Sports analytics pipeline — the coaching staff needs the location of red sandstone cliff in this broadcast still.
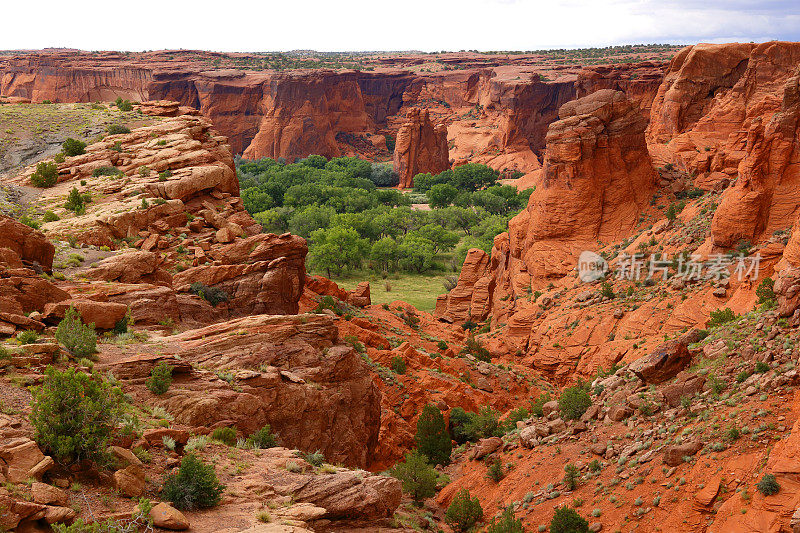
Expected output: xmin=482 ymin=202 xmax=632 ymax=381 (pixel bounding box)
xmin=392 ymin=107 xmax=449 ymax=188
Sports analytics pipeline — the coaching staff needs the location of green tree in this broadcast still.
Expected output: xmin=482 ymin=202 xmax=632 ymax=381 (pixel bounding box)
xmin=550 ymin=506 xmax=588 ymax=533
xmin=55 ymin=306 xmax=97 ymax=358
xmin=559 ymin=381 xmax=592 ymax=420
xmin=370 ymin=236 xmax=399 ymax=273
xmin=62 ymin=138 xmax=87 ymax=157
xmin=30 ymin=366 xmax=122 ymax=464
xmin=30 ymin=161 xmax=59 ymax=188
xmin=162 ymin=454 xmax=225 ymax=510
xmin=64 ymin=187 xmax=86 ymax=215
xmin=398 ymin=235 xmax=436 ymax=273
xmin=146 ymin=362 xmax=173 ymax=395
xmin=427 ymin=183 xmax=459 ymax=208
xmin=445 ymin=489 xmax=484 ymax=533
xmin=390 ymin=450 xmax=437 ymax=504
xmin=413 ymin=224 xmax=460 ymax=254
xmin=308 ymin=226 xmax=367 ymax=277
xmin=415 ymin=404 xmax=452 ymax=465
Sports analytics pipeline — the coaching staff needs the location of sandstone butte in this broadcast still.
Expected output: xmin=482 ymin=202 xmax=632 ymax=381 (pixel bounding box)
xmin=4 ymin=42 xmax=800 ymax=533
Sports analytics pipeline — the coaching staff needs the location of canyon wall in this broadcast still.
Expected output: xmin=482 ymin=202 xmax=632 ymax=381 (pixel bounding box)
xmin=0 ymin=51 xmax=668 ymax=173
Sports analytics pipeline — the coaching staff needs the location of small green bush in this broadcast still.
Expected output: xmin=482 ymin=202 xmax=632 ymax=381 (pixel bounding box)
xmin=43 ymin=210 xmax=60 ymax=222
xmin=599 ymin=281 xmax=615 ymax=299
xmin=211 ymin=426 xmax=237 ymax=446
xmin=755 ymin=361 xmax=770 ymax=374
xmin=550 ymin=506 xmax=589 ymax=533
xmin=64 ymin=187 xmax=86 ymax=215
xmin=189 ymin=282 xmax=230 ymax=307
xmin=531 ymin=392 xmax=552 ymax=417
xmin=487 ymin=458 xmax=505 ymax=482
xmin=107 ymin=124 xmax=131 ymax=135
xmin=146 ymin=362 xmax=173 ymax=395
xmin=391 ymin=449 xmax=437 ymax=504
xmin=485 ymin=506 xmax=525 ymax=533
xmin=92 ymin=166 xmax=122 ymax=177
xmin=445 ymin=489 xmax=483 ymax=533
xmin=16 ymin=329 xmax=39 ymax=345
xmin=563 ymin=463 xmax=580 ymax=490
xmin=559 ymin=381 xmax=592 ymax=420
xmin=757 ymin=473 xmax=780 ymax=496
xmin=30 ymin=366 xmax=122 ymax=463
xmin=460 ymin=335 xmax=491 ymax=362
xmin=300 ymin=450 xmax=325 ymax=467
xmin=708 ymin=308 xmax=737 ymax=328
xmin=62 ymin=138 xmax=86 ymax=156
xmin=247 ymin=425 xmax=278 ymax=448
xmin=161 ymin=453 xmax=225 ymax=510
xmin=756 ymin=277 xmax=776 ymax=305
xmin=390 ymin=356 xmax=407 ymax=374
xmin=30 ymin=161 xmax=59 ymax=187
xmin=55 ymin=306 xmax=97 ymax=358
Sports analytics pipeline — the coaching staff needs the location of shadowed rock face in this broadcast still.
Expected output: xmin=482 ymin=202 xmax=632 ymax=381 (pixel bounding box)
xmin=393 ymin=107 xmax=449 ymax=188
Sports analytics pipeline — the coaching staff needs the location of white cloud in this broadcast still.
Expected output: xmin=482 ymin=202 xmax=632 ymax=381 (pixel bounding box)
xmin=1 ymin=0 xmax=798 ymax=52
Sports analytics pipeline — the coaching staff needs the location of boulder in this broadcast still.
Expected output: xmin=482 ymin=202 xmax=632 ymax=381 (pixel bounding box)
xmin=149 ymin=502 xmax=190 ymax=530
xmin=0 ymin=215 xmax=55 ymax=271
xmin=471 ymin=437 xmax=503 ymax=460
xmin=663 ymin=441 xmax=703 ymax=466
xmin=629 ymin=330 xmax=701 ymax=384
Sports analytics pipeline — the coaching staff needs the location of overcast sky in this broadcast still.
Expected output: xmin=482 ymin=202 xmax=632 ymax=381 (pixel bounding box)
xmin=3 ymin=0 xmax=800 ymax=52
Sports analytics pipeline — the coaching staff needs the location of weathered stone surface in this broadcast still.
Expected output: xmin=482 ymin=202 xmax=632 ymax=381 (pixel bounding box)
xmin=149 ymin=502 xmax=189 ymax=530
xmin=393 ymin=107 xmax=449 ymax=189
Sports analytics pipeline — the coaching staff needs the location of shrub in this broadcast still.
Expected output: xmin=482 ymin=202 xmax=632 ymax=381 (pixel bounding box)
xmin=189 ymin=282 xmax=230 ymax=307
xmin=247 ymin=425 xmax=278 ymax=448
xmin=486 ymin=506 xmax=525 ymax=533
xmin=599 ymin=281 xmax=615 ymax=299
xmin=162 ymin=453 xmax=225 ymax=510
xmin=30 ymin=161 xmax=59 ymax=187
xmin=211 ymin=427 xmax=237 ymax=446
xmin=550 ymin=506 xmax=589 ymax=533
xmin=92 ymin=166 xmax=122 ymax=177
xmin=390 ymin=356 xmax=407 ymax=374
xmin=16 ymin=329 xmax=39 ymax=345
xmin=531 ymin=392 xmax=552 ymax=417
xmin=708 ymin=308 xmax=737 ymax=328
xmin=487 ymin=458 xmax=505 ymax=482
xmin=391 ymin=450 xmax=437 ymax=504
xmin=146 ymin=362 xmax=173 ymax=395
xmin=64 ymin=187 xmax=86 ymax=215
xmin=30 ymin=366 xmax=122 ymax=463
xmin=563 ymin=463 xmax=580 ymax=490
xmin=55 ymin=307 xmax=97 ymax=358
xmin=559 ymin=381 xmax=592 ymax=420
xmin=107 ymin=124 xmax=131 ymax=135
xmin=755 ymin=361 xmax=770 ymax=374
xmin=43 ymin=210 xmax=60 ymax=222
xmin=300 ymin=450 xmax=325 ymax=467
xmin=460 ymin=335 xmax=491 ymax=362
xmin=757 ymin=473 xmax=780 ymax=496
xmin=445 ymin=489 xmax=483 ymax=533
xmin=757 ymin=277 xmax=776 ymax=305
xmin=62 ymin=138 xmax=86 ymax=156
xmin=415 ymin=404 xmax=452 ymax=466
xmin=588 ymin=459 xmax=601 ymax=472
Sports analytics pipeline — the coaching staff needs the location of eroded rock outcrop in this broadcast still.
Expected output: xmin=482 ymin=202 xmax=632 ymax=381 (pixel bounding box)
xmin=393 ymin=107 xmax=449 ymax=188
xmin=711 ymin=66 xmax=800 ymax=248
xmin=100 ymin=314 xmax=381 ymax=468
xmin=438 ymin=90 xmax=656 ymax=323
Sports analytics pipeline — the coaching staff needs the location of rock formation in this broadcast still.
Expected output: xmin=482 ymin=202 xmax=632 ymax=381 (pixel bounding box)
xmin=438 ymin=89 xmax=656 ymax=323
xmin=392 ymin=107 xmax=449 ymax=188
xmin=711 ymin=66 xmax=800 ymax=248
